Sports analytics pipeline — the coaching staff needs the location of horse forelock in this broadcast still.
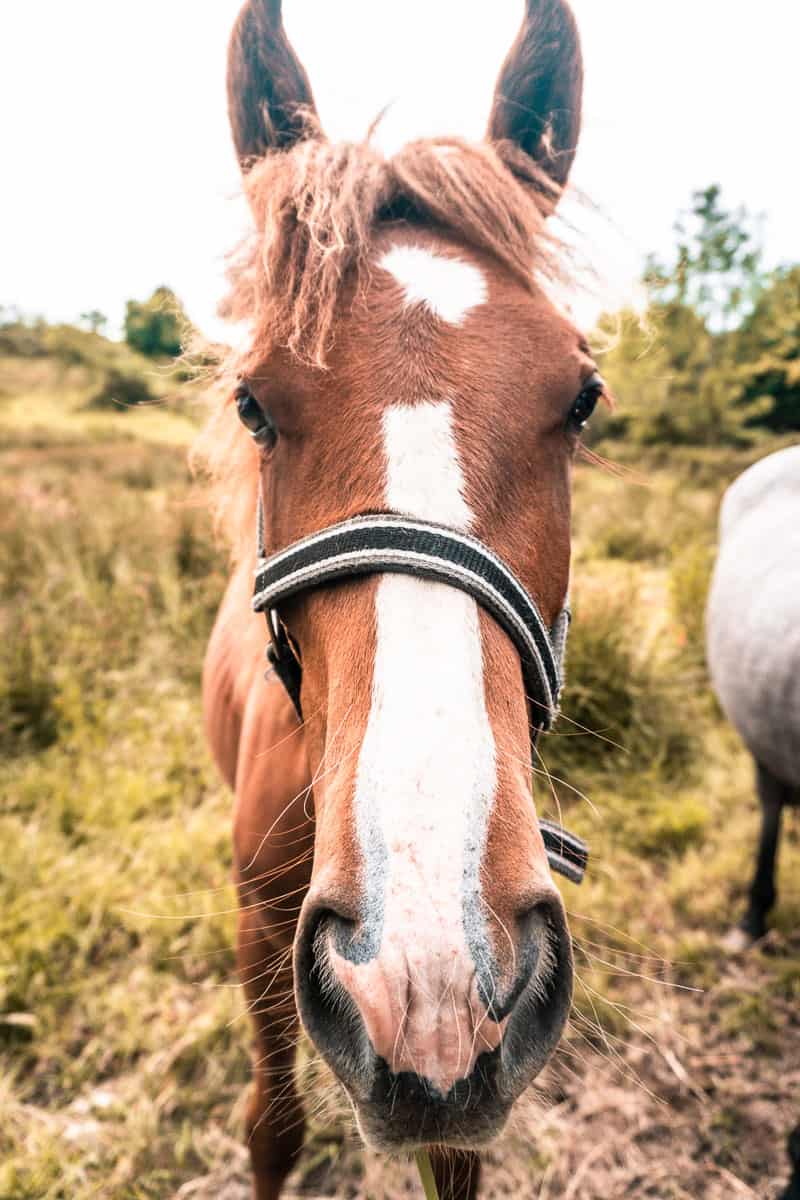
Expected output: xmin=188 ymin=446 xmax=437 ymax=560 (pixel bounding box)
xmin=227 ymin=135 xmax=564 ymax=364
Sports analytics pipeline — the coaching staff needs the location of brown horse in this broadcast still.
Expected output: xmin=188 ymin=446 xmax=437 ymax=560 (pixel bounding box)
xmin=200 ymin=2 xmax=605 ymax=1196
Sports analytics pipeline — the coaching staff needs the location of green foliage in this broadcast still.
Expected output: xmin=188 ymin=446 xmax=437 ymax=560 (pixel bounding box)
xmin=0 ymin=312 xmax=49 ymax=360
xmin=0 ymin=315 xmax=114 ymax=367
xmin=733 ymin=265 xmax=800 ymax=430
xmin=594 ymin=185 xmax=798 ymax=446
xmin=124 ymin=286 xmax=189 ymax=359
xmin=626 ymin=790 xmax=710 ymax=858
xmin=597 ymin=303 xmax=769 ymax=448
xmin=645 ymin=183 xmax=764 ymax=331
xmin=0 ymin=626 xmax=59 ymax=755
xmin=0 ymin=315 xmax=195 ymax=421
xmin=79 ymin=309 xmax=107 ymax=335
xmin=670 ymin=537 xmax=715 ymax=667
xmin=545 ymin=580 xmax=696 ymax=782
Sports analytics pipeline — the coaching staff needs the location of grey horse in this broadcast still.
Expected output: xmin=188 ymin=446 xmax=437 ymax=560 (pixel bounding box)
xmin=706 ymin=444 xmax=799 ymax=944
xmin=706 ymin=445 xmax=799 ymax=1200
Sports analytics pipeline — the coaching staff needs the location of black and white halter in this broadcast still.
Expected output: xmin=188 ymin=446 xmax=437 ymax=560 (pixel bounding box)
xmin=252 ymin=499 xmax=588 ymax=885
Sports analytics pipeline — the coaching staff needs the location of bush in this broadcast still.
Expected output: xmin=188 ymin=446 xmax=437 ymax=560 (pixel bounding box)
xmin=124 ymin=287 xmax=188 ymax=359
xmin=0 ymin=318 xmax=49 ymax=359
xmin=545 ymin=582 xmax=697 ymax=781
xmin=0 ymin=627 xmax=59 ymax=755
xmin=623 ymin=789 xmax=709 ymax=858
xmin=43 ymin=323 xmax=101 ymax=367
xmin=88 ymin=365 xmax=155 ymax=410
xmin=591 ymin=514 xmax=669 ymax=564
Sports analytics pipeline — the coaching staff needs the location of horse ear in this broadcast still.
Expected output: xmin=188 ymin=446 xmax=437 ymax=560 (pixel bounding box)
xmin=227 ymin=0 xmax=320 ymax=170
xmin=487 ymin=0 xmax=583 ymax=206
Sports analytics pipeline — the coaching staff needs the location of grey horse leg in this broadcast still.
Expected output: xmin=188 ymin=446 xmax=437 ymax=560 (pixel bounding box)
xmin=740 ymin=761 xmax=788 ymax=941
xmin=780 ymin=1124 xmax=800 ymax=1200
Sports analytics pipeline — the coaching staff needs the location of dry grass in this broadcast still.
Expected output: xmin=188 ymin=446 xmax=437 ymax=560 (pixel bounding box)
xmin=1 ymin=354 xmax=798 ymax=1199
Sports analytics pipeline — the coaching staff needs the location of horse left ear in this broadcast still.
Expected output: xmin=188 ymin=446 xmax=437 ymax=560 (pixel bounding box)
xmin=227 ymin=0 xmax=320 ymax=171
xmin=486 ymin=0 xmax=583 ymax=208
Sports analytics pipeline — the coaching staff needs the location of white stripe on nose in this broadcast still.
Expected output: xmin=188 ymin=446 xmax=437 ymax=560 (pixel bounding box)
xmin=337 ymin=400 xmax=501 ymax=1094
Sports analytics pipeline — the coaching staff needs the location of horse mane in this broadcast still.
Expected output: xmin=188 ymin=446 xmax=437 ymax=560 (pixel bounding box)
xmin=193 ymin=133 xmax=570 ymax=563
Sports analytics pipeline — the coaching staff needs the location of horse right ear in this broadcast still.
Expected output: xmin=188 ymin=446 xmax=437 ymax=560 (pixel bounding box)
xmin=486 ymin=0 xmax=583 ymax=211
xmin=227 ymin=0 xmax=320 ymax=171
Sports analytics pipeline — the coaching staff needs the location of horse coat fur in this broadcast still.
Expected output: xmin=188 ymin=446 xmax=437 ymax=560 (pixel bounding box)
xmin=706 ymin=445 xmax=800 ymax=789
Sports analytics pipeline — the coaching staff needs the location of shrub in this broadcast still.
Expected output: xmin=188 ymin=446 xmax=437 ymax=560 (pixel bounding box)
xmin=88 ymin=366 xmax=155 ymax=410
xmin=624 ymin=789 xmax=709 ymax=858
xmin=124 ymin=287 xmax=189 ymax=359
xmin=545 ymin=582 xmax=697 ymax=781
xmin=0 ymin=627 xmax=59 ymax=755
xmin=0 ymin=318 xmax=49 ymax=359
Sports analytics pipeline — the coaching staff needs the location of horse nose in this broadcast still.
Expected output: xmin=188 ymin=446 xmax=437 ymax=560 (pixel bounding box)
xmin=325 ymin=925 xmax=507 ymax=1097
xmin=294 ymin=883 xmax=572 ymax=1131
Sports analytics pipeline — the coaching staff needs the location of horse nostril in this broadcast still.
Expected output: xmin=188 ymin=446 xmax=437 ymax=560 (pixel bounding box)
xmin=299 ymin=905 xmax=352 ymax=996
xmin=518 ymin=897 xmax=560 ymax=965
xmin=294 ymin=903 xmax=374 ymax=1092
xmin=474 ymin=893 xmax=563 ymax=1022
xmin=519 ymin=897 xmax=562 ymax=993
xmin=490 ymin=891 xmax=573 ymax=1100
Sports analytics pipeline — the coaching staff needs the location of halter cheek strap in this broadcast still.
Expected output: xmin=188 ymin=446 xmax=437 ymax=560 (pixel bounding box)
xmin=252 ymin=503 xmax=588 ymax=884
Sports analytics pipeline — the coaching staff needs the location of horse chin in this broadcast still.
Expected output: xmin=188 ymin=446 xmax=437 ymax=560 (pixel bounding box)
xmin=344 ymin=1090 xmax=514 ymax=1155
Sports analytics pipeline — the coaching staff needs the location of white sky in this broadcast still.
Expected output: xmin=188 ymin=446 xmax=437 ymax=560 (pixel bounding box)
xmin=2 ymin=1 xmax=798 ymax=339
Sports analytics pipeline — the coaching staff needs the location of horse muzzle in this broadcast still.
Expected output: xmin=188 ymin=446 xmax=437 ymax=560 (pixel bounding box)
xmin=293 ymin=882 xmax=573 ymax=1150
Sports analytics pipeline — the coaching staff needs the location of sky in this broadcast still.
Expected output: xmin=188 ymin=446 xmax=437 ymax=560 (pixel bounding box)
xmin=2 ymin=1 xmax=799 ymax=340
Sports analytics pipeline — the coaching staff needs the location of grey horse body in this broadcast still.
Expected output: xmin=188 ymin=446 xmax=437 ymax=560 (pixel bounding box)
xmin=707 ymin=445 xmax=800 ymax=790
xmin=707 ymin=447 xmax=800 ymax=1194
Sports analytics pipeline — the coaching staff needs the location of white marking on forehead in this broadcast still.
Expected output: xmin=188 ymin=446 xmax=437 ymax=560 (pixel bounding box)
xmin=341 ymin=400 xmax=499 ymax=1094
xmin=379 ymin=244 xmax=487 ymax=325
xmin=383 ymin=401 xmax=473 ymax=531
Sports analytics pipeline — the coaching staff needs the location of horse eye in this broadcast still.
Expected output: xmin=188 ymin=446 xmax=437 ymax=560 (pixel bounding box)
xmin=569 ymin=371 xmax=604 ymax=430
xmin=234 ymin=383 xmax=278 ymax=449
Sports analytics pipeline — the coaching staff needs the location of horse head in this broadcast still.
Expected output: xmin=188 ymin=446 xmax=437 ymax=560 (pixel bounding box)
xmin=220 ymin=0 xmax=603 ymax=1151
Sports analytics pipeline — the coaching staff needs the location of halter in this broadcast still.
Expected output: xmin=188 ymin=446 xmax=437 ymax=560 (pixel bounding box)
xmin=252 ymin=498 xmax=588 ymax=885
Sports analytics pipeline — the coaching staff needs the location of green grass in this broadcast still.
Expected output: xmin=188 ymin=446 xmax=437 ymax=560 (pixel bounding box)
xmin=0 ymin=366 xmax=246 ymax=1197
xmin=1 ymin=350 xmax=799 ymax=1198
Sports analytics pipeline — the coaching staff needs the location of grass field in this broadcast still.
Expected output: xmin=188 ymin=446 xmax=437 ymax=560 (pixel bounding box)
xmin=1 ymin=351 xmax=798 ymax=1199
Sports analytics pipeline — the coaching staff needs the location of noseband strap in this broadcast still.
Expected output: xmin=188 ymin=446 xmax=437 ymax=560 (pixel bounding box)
xmin=254 ymin=513 xmax=569 ymax=731
xmin=252 ymin=506 xmax=587 ymax=884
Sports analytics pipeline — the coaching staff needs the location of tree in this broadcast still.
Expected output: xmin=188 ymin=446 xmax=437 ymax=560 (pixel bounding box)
xmin=124 ymin=286 xmax=188 ymax=358
xmin=733 ymin=266 xmax=800 ymax=432
xmin=594 ymin=186 xmax=791 ymax=448
xmin=645 ymin=184 xmax=766 ymax=332
xmin=79 ymin=310 xmax=107 ymax=335
xmin=594 ymin=303 xmax=763 ymax=448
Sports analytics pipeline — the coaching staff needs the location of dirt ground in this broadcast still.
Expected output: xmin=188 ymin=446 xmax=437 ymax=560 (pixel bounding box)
xmin=176 ymin=929 xmax=800 ymax=1200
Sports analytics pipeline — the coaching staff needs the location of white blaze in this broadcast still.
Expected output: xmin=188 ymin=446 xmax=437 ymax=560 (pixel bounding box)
xmin=379 ymin=245 xmax=488 ymax=325
xmin=347 ymin=400 xmax=499 ymax=1093
xmin=383 ymin=401 xmax=474 ymax=529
